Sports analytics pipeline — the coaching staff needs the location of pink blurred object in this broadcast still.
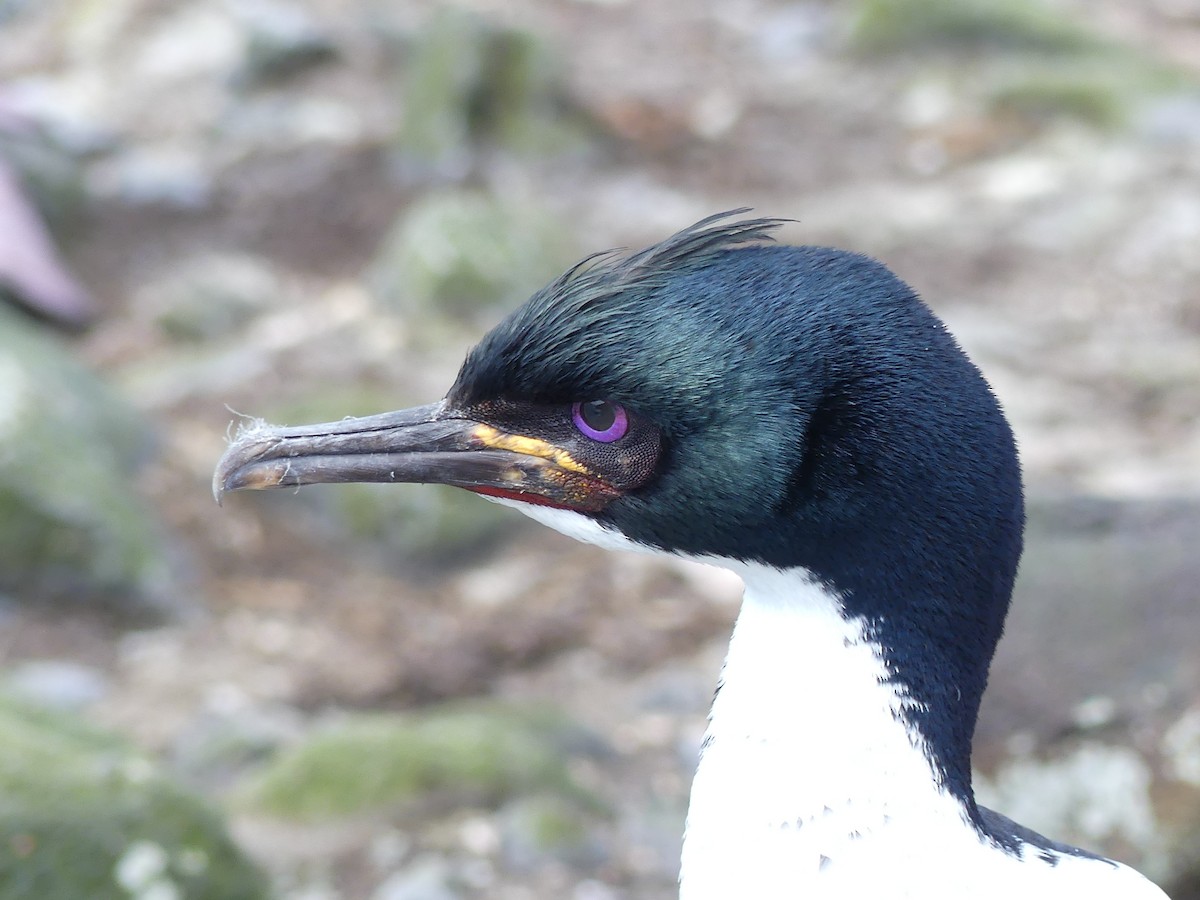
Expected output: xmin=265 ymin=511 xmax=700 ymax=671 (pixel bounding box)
xmin=0 ymin=155 xmax=96 ymax=328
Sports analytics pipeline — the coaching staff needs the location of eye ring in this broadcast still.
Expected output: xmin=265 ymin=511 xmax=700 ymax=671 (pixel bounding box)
xmin=572 ymin=401 xmax=628 ymax=443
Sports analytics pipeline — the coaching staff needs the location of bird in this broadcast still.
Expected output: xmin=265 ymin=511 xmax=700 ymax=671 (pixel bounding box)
xmin=214 ymin=211 xmax=1170 ymax=899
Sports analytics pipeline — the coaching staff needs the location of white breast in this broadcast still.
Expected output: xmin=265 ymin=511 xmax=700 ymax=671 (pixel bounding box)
xmin=480 ymin=500 xmax=1168 ymax=899
xmin=678 ymin=565 xmax=1169 ymax=900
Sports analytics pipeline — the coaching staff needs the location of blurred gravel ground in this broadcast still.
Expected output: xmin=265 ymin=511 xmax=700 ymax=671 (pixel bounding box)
xmin=1 ymin=1 xmax=1199 ymax=898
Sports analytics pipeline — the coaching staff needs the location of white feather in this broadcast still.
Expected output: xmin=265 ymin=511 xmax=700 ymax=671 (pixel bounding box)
xmin=489 ymin=501 xmax=1170 ymax=899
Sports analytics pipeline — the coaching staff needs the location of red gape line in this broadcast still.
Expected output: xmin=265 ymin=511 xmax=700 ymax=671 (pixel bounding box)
xmin=465 ymin=485 xmax=574 ymax=509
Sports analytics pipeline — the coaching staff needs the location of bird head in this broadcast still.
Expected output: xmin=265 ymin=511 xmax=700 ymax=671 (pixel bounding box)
xmin=216 ymin=210 xmax=1022 ymax=618
xmin=214 ymin=214 xmax=800 ymax=546
xmin=215 ymin=210 xmax=1026 ymax=804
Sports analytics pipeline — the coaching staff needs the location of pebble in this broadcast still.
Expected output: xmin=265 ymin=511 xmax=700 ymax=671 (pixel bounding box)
xmin=1136 ymin=93 xmax=1200 ymax=145
xmin=88 ymin=143 xmax=213 ymax=208
xmin=4 ymin=659 xmax=109 ymax=710
xmin=372 ymin=855 xmax=460 ymax=900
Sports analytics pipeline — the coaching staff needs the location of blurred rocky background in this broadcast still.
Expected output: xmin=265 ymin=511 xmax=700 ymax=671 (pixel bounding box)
xmin=1 ymin=0 xmax=1199 ymax=897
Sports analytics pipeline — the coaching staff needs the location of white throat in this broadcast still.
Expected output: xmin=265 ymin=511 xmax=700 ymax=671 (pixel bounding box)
xmin=679 ymin=564 xmax=967 ymax=898
xmin=487 ymin=503 xmax=1169 ymax=899
xmin=678 ymin=565 xmax=1169 ymax=900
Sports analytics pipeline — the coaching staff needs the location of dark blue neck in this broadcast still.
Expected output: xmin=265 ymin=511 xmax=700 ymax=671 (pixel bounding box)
xmin=568 ymin=244 xmax=1028 ymax=805
xmin=758 ymin=371 xmax=1024 ymax=811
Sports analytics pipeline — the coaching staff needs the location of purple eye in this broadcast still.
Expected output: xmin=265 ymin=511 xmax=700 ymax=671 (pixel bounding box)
xmin=572 ymin=400 xmax=628 ymax=442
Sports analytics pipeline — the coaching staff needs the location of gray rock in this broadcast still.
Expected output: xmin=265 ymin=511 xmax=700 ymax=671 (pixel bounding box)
xmin=368 ymin=190 xmax=574 ymax=326
xmin=0 ymin=1 xmax=30 ymax=26
xmin=392 ymin=9 xmax=590 ymax=179
xmin=137 ymin=252 xmax=278 ymax=344
xmin=0 ymin=111 xmax=89 ymax=238
xmin=850 ymin=0 xmax=1111 ymax=55
xmin=499 ymin=793 xmax=609 ymax=872
xmin=571 ymin=881 xmax=625 ymax=900
xmin=322 ymin=482 xmax=517 ymax=567
xmin=0 ymin=305 xmax=177 ymax=616
xmin=977 ymin=496 xmax=1200 ymax=889
xmin=617 ymin=799 xmax=688 ymax=883
xmin=0 ymin=696 xmax=269 ymax=899
xmin=983 ymin=497 xmax=1200 ymax=742
xmin=636 ymin=666 xmax=712 ymax=715
xmin=1136 ymin=93 xmax=1200 ymax=145
xmin=3 ymin=659 xmax=109 ymax=711
xmin=233 ymin=1 xmax=339 ymax=87
xmin=88 ymin=142 xmax=213 ymax=209
xmin=372 ymin=855 xmax=460 ymax=900
xmin=170 ymin=705 xmax=302 ymax=791
xmin=255 ymin=386 xmax=520 ymax=565
xmin=0 ymin=152 xmax=94 ymax=327
xmin=238 ymin=702 xmax=604 ymax=821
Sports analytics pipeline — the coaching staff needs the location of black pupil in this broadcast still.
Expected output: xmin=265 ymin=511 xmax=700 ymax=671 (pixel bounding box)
xmin=581 ymin=400 xmax=616 ymax=433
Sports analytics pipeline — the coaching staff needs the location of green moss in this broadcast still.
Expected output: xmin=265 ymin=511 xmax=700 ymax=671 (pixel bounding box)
xmin=0 ymin=698 xmax=268 ymax=900
xmin=395 ymin=9 xmax=590 ymax=168
xmin=149 ymin=256 xmax=275 ymax=344
xmin=368 ymin=190 xmax=575 ymax=323
xmin=0 ymin=129 xmax=88 ymax=238
xmin=519 ymin=795 xmax=588 ymax=847
xmin=0 ymin=306 xmax=172 ymax=612
xmin=851 ymin=0 xmax=1108 ymax=55
xmin=394 ymin=9 xmax=483 ymax=167
xmin=499 ymin=792 xmax=606 ymax=869
xmin=469 ymin=27 xmax=587 ymax=156
xmin=239 ymin=21 xmax=338 ymax=87
xmin=334 ymin=483 xmax=515 ymax=563
xmin=991 ymin=72 xmax=1123 ymax=128
xmin=258 ymin=389 xmax=519 ymax=564
xmin=265 ymin=385 xmax=415 ymax=428
xmin=850 ymin=0 xmax=1196 ymax=132
xmin=240 ymin=704 xmax=599 ymax=821
xmin=986 ymin=58 xmax=1189 ymax=129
